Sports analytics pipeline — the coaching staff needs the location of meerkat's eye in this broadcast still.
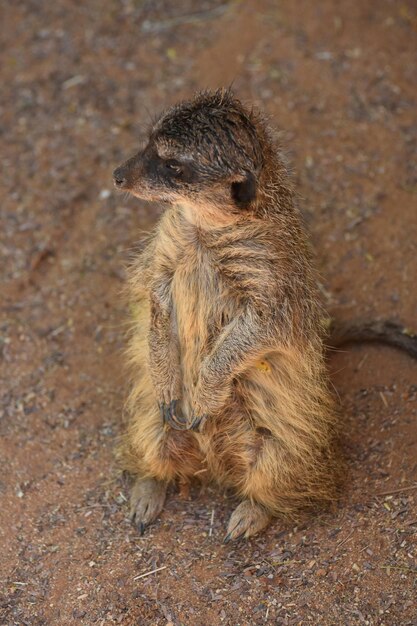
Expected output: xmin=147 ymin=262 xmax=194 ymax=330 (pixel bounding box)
xmin=165 ymin=159 xmax=182 ymax=175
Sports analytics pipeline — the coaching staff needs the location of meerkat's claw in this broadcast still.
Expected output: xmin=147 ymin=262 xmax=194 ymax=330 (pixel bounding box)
xmin=224 ymin=500 xmax=271 ymax=542
xmin=223 ymin=530 xmax=238 ymax=544
xmin=161 ymin=400 xmax=188 ymax=430
xmin=189 ymin=414 xmax=208 ymax=432
xmin=129 ymin=477 xmax=167 ymax=533
xmin=223 ymin=520 xmax=245 ymax=544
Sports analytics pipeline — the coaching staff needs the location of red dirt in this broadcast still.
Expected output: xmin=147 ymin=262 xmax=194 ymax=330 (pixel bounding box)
xmin=1 ymin=1 xmax=416 ymax=624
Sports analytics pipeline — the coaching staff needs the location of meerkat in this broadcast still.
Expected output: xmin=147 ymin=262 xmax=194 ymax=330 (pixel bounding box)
xmin=113 ymin=89 xmax=417 ymax=542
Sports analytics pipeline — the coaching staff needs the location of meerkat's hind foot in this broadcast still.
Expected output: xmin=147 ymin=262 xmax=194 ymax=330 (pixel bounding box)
xmin=223 ymin=500 xmax=271 ymax=543
xmin=129 ymin=477 xmax=167 ymax=535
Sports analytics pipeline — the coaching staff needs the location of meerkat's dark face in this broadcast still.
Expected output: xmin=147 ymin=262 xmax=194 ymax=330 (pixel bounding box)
xmin=113 ymin=90 xmax=264 ymax=220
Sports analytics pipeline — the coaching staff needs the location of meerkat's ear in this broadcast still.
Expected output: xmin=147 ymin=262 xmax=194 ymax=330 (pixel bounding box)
xmin=230 ymin=171 xmax=257 ymax=209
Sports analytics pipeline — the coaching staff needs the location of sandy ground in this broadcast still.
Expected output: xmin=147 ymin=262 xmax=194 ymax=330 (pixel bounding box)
xmin=1 ymin=1 xmax=416 ymax=624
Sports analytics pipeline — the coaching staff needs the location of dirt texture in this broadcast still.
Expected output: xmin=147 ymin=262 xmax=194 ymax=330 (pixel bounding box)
xmin=1 ymin=1 xmax=417 ymax=624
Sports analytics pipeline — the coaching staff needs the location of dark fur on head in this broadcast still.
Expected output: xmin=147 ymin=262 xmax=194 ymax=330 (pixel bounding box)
xmin=113 ymin=89 xmax=290 ymax=221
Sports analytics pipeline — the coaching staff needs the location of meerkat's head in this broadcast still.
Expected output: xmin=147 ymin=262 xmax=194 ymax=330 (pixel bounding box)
xmin=113 ymin=89 xmax=266 ymax=224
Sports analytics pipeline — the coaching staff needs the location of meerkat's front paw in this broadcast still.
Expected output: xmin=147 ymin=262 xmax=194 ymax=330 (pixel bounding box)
xmin=160 ymin=400 xmax=188 ymax=430
xmin=223 ymin=500 xmax=271 ymax=543
xmin=189 ymin=394 xmax=216 ymax=431
xmin=129 ymin=478 xmax=167 ymax=535
xmin=189 ymin=413 xmax=208 ymax=432
xmin=190 ymin=383 xmax=230 ymax=428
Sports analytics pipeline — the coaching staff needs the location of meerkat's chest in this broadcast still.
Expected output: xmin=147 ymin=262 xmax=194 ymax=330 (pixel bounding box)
xmin=172 ymin=246 xmax=226 ymax=334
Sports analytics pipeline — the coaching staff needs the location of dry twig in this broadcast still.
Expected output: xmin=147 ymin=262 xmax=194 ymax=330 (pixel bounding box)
xmin=133 ymin=565 xmax=167 ymax=581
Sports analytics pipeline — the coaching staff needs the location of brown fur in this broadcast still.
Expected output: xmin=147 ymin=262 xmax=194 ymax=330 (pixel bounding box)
xmin=114 ymin=90 xmax=340 ymax=540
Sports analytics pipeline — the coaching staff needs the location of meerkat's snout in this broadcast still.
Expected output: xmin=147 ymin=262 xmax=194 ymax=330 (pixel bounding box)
xmin=113 ymin=166 xmax=128 ymax=188
xmin=113 ymin=153 xmax=143 ymax=191
xmin=113 ymin=145 xmax=189 ymax=203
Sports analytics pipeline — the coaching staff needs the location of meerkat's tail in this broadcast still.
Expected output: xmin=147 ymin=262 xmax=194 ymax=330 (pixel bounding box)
xmin=328 ymin=319 xmax=417 ymax=359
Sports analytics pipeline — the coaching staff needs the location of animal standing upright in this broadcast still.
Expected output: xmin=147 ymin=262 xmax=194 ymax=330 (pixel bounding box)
xmin=113 ymin=89 xmax=415 ymax=541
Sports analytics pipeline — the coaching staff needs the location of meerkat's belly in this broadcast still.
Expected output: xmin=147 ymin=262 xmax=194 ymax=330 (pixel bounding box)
xmin=171 ymin=250 xmax=228 ymax=417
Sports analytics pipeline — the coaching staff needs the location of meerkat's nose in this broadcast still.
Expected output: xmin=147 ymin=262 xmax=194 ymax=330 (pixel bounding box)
xmin=113 ymin=166 xmax=128 ymax=188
